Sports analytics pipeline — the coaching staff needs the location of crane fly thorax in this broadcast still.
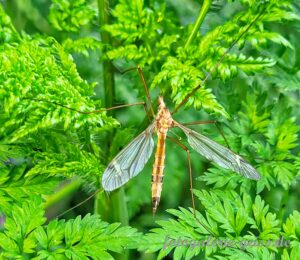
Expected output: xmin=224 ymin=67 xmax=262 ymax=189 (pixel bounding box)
xmin=155 ymin=96 xmax=173 ymax=134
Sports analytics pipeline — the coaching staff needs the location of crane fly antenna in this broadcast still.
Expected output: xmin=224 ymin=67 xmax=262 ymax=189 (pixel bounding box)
xmin=172 ymin=8 xmax=266 ymax=114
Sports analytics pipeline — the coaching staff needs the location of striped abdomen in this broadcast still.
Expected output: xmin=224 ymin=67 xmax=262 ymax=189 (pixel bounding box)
xmin=152 ymin=133 xmax=166 ymax=214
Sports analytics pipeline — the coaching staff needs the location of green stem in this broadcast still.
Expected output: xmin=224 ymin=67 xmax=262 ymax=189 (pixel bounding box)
xmin=184 ymin=0 xmax=212 ymax=49
xmin=96 ymin=0 xmax=129 ymax=228
xmin=44 ymin=179 xmax=82 ymax=209
xmin=278 ymin=189 xmax=289 ymax=222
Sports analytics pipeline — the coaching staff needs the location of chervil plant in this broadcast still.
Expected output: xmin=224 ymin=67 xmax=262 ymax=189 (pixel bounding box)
xmin=0 ymin=0 xmax=300 ymax=259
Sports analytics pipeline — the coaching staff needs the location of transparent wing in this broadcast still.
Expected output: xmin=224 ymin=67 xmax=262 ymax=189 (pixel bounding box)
xmin=177 ymin=123 xmax=260 ymax=180
xmin=102 ymin=123 xmax=155 ymax=191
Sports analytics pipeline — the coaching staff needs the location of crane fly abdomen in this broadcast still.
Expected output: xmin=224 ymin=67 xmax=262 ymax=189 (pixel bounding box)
xmin=151 ymin=132 xmax=167 ymax=214
xmin=151 ymin=96 xmax=173 ymax=214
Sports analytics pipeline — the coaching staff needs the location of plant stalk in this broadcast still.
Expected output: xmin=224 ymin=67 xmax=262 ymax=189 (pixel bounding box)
xmin=96 ymin=0 xmax=129 ymax=228
xmin=184 ymin=0 xmax=212 ymax=49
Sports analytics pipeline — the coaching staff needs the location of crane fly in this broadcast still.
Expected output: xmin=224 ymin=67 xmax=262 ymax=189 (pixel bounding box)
xmin=28 ymin=6 xmax=265 ymax=222
xmin=101 ymin=9 xmax=265 ymax=215
xmin=102 ymin=95 xmax=260 ymax=214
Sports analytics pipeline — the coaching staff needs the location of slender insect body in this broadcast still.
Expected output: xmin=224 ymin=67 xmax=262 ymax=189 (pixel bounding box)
xmin=152 ymin=96 xmax=174 ymax=213
xmin=152 ymin=133 xmax=166 ymax=213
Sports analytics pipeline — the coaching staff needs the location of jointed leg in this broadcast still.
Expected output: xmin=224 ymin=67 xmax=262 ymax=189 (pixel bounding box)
xmin=137 ymin=67 xmax=155 ymax=118
xmin=55 ymin=189 xmax=102 ymax=219
xmin=181 ymin=120 xmax=216 ymax=126
xmin=166 ymin=136 xmax=215 ymax=236
xmin=214 ymin=122 xmax=230 ymax=149
xmin=104 ymin=101 xmax=151 ymax=123
xmin=120 ymin=66 xmax=155 ymax=118
xmin=166 ymin=136 xmax=195 ymax=216
xmin=23 ymin=98 xmax=152 ymax=122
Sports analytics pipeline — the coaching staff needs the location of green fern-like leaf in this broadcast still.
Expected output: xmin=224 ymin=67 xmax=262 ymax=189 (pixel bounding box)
xmin=0 ymin=196 xmax=45 ymax=257
xmin=0 ymin=196 xmax=142 ymax=259
xmin=62 ymin=37 xmax=103 ymax=57
xmin=49 ymin=0 xmax=96 ymax=32
xmin=39 ymin=215 xmax=141 ymax=259
xmin=0 ymin=38 xmax=117 ymax=144
xmin=27 ymin=149 xmax=104 ymax=188
xmin=139 ymin=191 xmax=297 ymax=259
xmin=0 ymin=160 xmax=59 ymax=215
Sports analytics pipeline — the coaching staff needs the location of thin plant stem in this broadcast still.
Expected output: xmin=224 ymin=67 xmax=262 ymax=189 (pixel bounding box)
xmin=184 ymin=0 xmax=212 ymax=49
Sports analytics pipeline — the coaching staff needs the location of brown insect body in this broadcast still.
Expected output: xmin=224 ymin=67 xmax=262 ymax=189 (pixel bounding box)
xmin=152 ymin=96 xmax=174 ymax=213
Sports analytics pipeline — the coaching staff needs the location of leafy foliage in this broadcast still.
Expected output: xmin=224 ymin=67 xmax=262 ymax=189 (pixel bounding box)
xmin=199 ymin=92 xmax=299 ymax=193
xmin=49 ymin=0 xmax=96 ymax=32
xmin=105 ymin=0 xmax=296 ymax=116
xmin=0 ymin=196 xmax=141 ymax=259
xmin=62 ymin=37 xmax=102 ymax=57
xmin=0 ymin=154 xmax=59 ymax=214
xmin=103 ymin=0 xmax=178 ymax=66
xmin=140 ymin=192 xmax=298 ymax=259
xmin=0 ymin=0 xmax=300 ymax=259
xmin=0 ymin=2 xmax=118 ymax=193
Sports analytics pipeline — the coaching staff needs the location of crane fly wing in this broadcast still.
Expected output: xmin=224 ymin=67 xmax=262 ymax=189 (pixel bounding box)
xmin=102 ymin=123 xmax=155 ymax=191
xmin=176 ymin=123 xmax=260 ymax=180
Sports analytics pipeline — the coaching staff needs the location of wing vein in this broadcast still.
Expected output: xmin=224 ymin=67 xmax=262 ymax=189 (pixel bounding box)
xmin=102 ymin=123 xmax=155 ymax=191
xmin=176 ymin=123 xmax=260 ymax=180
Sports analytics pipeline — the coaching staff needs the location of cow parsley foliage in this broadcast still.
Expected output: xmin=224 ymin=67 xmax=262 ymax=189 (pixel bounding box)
xmin=0 ymin=0 xmax=300 ymax=259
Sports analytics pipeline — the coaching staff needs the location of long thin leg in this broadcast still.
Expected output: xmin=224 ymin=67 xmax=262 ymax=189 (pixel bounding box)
xmin=166 ymin=136 xmax=216 ymax=236
xmin=55 ymin=189 xmax=101 ymax=219
xmin=214 ymin=122 xmax=230 ymax=149
xmin=180 ymin=120 xmax=216 ymax=126
xmin=168 ymin=135 xmax=254 ymax=256
xmin=166 ymin=136 xmax=195 ymax=216
xmin=23 ymin=97 xmax=152 ymax=122
xmin=120 ymin=66 xmax=155 ymax=118
xmin=137 ymin=67 xmax=155 ymax=118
